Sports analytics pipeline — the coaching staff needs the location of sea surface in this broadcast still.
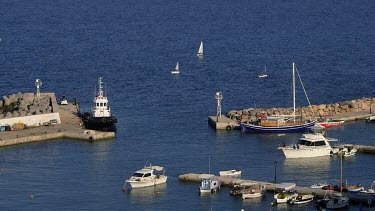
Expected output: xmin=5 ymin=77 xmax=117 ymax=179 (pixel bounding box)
xmin=1 ymin=0 xmax=375 ymax=210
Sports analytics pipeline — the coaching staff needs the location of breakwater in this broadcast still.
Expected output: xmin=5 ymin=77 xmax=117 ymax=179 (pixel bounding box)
xmin=227 ymin=97 xmax=374 ymax=122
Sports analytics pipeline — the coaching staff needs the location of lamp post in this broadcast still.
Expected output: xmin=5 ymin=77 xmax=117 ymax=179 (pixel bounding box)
xmin=274 ymin=161 xmax=277 ymax=184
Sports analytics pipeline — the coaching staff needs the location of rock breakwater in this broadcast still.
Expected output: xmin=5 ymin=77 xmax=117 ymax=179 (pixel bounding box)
xmin=227 ymin=97 xmax=374 ymax=122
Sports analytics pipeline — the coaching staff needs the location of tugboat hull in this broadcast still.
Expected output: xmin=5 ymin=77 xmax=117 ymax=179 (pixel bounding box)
xmin=82 ymin=113 xmax=117 ymax=132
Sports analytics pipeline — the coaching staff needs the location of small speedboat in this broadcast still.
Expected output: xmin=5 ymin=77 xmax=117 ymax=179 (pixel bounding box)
xmin=274 ymin=183 xmax=297 ymax=204
xmin=366 ymin=116 xmax=375 ymax=123
xmin=359 ymin=181 xmax=375 ymax=195
xmin=346 ymin=184 xmax=364 ymax=193
xmin=219 ymin=169 xmax=241 ymax=177
xmin=290 ymin=194 xmax=314 ymax=205
xmin=310 ymin=182 xmax=327 ymax=189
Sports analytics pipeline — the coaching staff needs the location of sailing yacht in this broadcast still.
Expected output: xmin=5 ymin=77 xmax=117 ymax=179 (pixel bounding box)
xmin=241 ymin=63 xmax=315 ymax=133
xmin=258 ymin=65 xmax=268 ymax=78
xmin=197 ymin=41 xmax=203 ymax=56
xmin=171 ymin=62 xmax=180 ymax=74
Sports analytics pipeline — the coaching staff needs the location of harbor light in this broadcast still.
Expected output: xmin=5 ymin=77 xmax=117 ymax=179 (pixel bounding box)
xmin=35 ymin=79 xmax=42 ymax=97
xmin=215 ymin=92 xmax=223 ymax=121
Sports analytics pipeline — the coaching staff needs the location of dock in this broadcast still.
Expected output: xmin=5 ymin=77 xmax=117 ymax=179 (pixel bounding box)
xmin=179 ymin=173 xmax=375 ymax=205
xmin=0 ymin=93 xmax=115 ymax=147
xmin=208 ymin=116 xmax=240 ymax=130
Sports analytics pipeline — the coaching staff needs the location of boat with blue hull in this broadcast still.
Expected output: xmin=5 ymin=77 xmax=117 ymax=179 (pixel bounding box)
xmin=241 ymin=63 xmax=315 ymax=133
xmin=241 ymin=120 xmax=314 ymax=133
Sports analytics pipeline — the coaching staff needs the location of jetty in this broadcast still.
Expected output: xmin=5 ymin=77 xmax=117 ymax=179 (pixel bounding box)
xmin=209 ymin=97 xmax=375 ymax=130
xmin=0 ymin=93 xmax=115 ymax=147
xmin=179 ymin=173 xmax=375 ymax=205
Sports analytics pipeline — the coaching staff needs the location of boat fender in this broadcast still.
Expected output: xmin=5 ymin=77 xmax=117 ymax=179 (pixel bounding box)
xmin=89 ymin=136 xmax=93 ymax=141
xmin=330 ymin=150 xmax=333 ymax=155
xmin=226 ymin=125 xmax=232 ymax=130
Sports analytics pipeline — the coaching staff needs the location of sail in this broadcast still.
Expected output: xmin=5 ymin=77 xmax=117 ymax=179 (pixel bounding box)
xmin=197 ymin=41 xmax=203 ymax=56
xmin=175 ymin=62 xmax=179 ymax=71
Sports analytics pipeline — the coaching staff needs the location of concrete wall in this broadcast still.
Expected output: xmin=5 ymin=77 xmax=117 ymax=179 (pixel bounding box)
xmin=0 ymin=112 xmax=61 ymax=127
xmin=0 ymin=132 xmax=64 ymax=147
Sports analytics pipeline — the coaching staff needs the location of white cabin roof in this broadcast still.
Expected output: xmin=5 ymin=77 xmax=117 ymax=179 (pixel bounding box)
xmin=275 ymin=182 xmax=296 ymax=190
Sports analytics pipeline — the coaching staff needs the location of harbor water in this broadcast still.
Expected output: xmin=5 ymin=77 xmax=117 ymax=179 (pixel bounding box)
xmin=1 ymin=0 xmax=375 ymax=210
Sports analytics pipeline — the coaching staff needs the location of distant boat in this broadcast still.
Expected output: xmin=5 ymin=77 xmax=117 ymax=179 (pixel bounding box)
xmin=241 ymin=63 xmax=315 ymax=133
xmin=258 ymin=65 xmax=268 ymax=78
xmin=219 ymin=169 xmax=241 ymax=177
xmin=197 ymin=41 xmax=203 ymax=56
xmin=123 ymin=164 xmax=167 ymax=189
xmin=171 ymin=62 xmax=180 ymax=74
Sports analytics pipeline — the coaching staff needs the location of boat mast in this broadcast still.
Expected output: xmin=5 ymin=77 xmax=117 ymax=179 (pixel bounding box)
xmin=208 ymin=155 xmax=211 ymax=174
xmin=98 ymin=77 xmax=104 ymax=97
xmin=340 ymin=152 xmax=343 ymax=193
xmin=292 ymin=63 xmax=296 ymax=122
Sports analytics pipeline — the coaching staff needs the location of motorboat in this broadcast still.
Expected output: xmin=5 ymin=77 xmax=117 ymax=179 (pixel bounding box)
xmin=332 ymin=144 xmax=357 ymax=157
xmin=199 ymin=174 xmax=220 ymax=193
xmin=366 ymin=116 xmax=375 ymax=123
xmin=316 ymin=120 xmax=345 ymax=129
xmin=278 ymin=133 xmax=337 ymax=158
xmin=310 ymin=182 xmax=328 ymax=189
xmin=240 ymin=182 xmax=266 ymax=199
xmin=290 ymin=194 xmax=314 ymax=205
xmin=60 ymin=96 xmax=68 ymax=105
xmin=123 ymin=165 xmax=167 ymax=189
xmin=346 ymin=184 xmax=364 ymax=193
xmin=274 ymin=183 xmax=297 ymax=204
xmin=219 ymin=169 xmax=241 ymax=177
xmin=359 ymin=181 xmax=375 ymax=195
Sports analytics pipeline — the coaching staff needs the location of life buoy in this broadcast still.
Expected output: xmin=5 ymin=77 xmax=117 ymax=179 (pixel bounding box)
xmin=226 ymin=125 xmax=232 ymax=130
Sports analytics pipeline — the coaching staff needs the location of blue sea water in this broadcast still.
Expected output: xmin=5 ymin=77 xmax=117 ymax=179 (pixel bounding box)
xmin=1 ymin=0 xmax=375 ymax=210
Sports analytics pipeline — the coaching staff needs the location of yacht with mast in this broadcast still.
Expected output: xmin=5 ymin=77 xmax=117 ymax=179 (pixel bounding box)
xmin=81 ymin=77 xmax=117 ymax=132
xmin=241 ymin=63 xmax=315 ymax=133
xmin=197 ymin=41 xmax=203 ymax=57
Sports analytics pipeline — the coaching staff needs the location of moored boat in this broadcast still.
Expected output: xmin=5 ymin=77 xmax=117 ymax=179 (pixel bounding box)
xmin=81 ymin=77 xmax=117 ymax=132
xmin=274 ymin=183 xmax=297 ymax=204
xmin=123 ymin=165 xmax=167 ymax=189
xmin=241 ymin=63 xmax=315 ymax=133
xmin=359 ymin=181 xmax=375 ymax=195
xmin=290 ymin=194 xmax=314 ymax=205
xmin=316 ymin=119 xmax=345 ymax=129
xmin=219 ymin=169 xmax=241 ymax=177
xmin=199 ymin=174 xmax=221 ymax=193
xmin=366 ymin=116 xmax=375 ymax=123
xmin=310 ymin=182 xmax=328 ymax=189
xmin=240 ymin=182 xmax=266 ymax=199
xmin=278 ymin=133 xmax=336 ymax=158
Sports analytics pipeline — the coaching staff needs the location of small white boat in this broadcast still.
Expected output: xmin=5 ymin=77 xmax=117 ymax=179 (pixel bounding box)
xmin=171 ymin=62 xmax=180 ymax=74
xmin=240 ymin=182 xmax=266 ymax=199
xmin=219 ymin=169 xmax=241 ymax=177
xmin=199 ymin=174 xmax=220 ymax=193
xmin=332 ymin=144 xmax=357 ymax=157
xmin=278 ymin=133 xmax=336 ymax=158
xmin=258 ymin=65 xmax=268 ymax=78
xmin=359 ymin=181 xmax=375 ymax=195
xmin=290 ymin=194 xmax=314 ymax=205
xmin=197 ymin=41 xmax=203 ymax=56
xmin=274 ymin=183 xmax=297 ymax=204
xmin=310 ymin=182 xmax=327 ymax=189
xmin=346 ymin=184 xmax=364 ymax=193
xmin=124 ymin=165 xmax=167 ymax=189
xmin=366 ymin=116 xmax=375 ymax=123
xmin=60 ymin=96 xmax=68 ymax=105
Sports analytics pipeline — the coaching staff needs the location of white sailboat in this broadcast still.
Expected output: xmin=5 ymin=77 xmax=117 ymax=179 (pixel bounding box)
xmin=171 ymin=62 xmax=180 ymax=74
xmin=197 ymin=41 xmax=203 ymax=56
xmin=258 ymin=65 xmax=268 ymax=78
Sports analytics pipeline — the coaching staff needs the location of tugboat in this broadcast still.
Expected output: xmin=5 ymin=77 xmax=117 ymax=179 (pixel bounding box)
xmin=81 ymin=77 xmax=117 ymax=132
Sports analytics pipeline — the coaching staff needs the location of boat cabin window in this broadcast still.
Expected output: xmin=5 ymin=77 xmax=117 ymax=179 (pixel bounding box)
xmin=305 ymin=141 xmax=313 ymax=146
xmin=133 ymin=173 xmax=144 ymax=177
xmin=96 ymin=103 xmax=99 ymax=107
xmin=297 ymin=140 xmax=308 ymax=145
xmin=314 ymin=141 xmax=326 ymax=146
xmin=144 ymin=173 xmax=152 ymax=177
xmin=100 ymin=103 xmax=103 ymax=107
xmin=104 ymin=103 xmax=107 ymax=107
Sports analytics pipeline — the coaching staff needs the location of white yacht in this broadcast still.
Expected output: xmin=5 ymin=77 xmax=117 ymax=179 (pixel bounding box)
xmin=278 ymin=133 xmax=336 ymax=158
xmin=124 ymin=165 xmax=167 ymax=189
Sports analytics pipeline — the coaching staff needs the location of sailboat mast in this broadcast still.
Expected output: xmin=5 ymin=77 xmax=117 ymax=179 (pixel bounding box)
xmin=292 ymin=63 xmax=296 ymax=122
xmin=209 ymin=155 xmax=211 ymax=174
xmin=340 ymin=152 xmax=343 ymax=193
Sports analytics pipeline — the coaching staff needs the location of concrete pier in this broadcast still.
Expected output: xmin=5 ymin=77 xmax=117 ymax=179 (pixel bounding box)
xmin=208 ymin=116 xmax=240 ymax=130
xmin=179 ymin=173 xmax=375 ymax=205
xmin=0 ymin=94 xmax=115 ymax=147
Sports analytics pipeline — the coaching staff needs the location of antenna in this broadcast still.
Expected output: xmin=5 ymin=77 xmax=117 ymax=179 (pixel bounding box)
xmin=35 ymin=79 xmax=42 ymax=97
xmin=215 ymin=92 xmax=223 ymax=121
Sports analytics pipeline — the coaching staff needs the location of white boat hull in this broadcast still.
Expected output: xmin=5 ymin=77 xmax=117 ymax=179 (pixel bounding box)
xmin=274 ymin=193 xmax=298 ymax=203
xmin=127 ymin=176 xmax=167 ymax=189
xmin=282 ymin=147 xmax=333 ymax=158
xmin=219 ymin=170 xmax=241 ymax=177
